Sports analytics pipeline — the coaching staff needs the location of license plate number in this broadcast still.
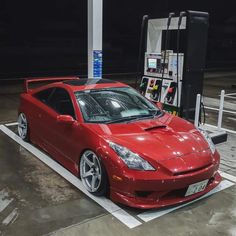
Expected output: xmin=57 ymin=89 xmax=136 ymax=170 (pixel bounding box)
xmin=185 ymin=180 xmax=209 ymax=197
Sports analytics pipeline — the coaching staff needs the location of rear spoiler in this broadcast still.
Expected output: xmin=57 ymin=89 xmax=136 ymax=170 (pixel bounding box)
xmin=24 ymin=77 xmax=79 ymax=93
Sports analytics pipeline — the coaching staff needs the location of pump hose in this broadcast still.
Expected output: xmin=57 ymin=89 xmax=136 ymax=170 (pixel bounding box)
xmin=160 ymin=13 xmax=175 ymax=102
xmin=200 ymin=101 xmax=206 ymax=125
xmin=177 ymin=11 xmax=186 ymax=115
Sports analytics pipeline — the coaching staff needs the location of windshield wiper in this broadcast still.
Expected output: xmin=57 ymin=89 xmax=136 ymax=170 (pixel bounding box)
xmin=126 ymin=114 xmax=156 ymax=123
xmin=105 ymin=116 xmax=141 ymax=124
xmin=105 ymin=114 xmax=154 ymax=124
xmin=122 ymin=110 xmax=164 ymax=124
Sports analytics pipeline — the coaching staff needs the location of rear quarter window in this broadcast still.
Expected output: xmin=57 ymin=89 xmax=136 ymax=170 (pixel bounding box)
xmin=34 ymin=88 xmax=55 ymax=104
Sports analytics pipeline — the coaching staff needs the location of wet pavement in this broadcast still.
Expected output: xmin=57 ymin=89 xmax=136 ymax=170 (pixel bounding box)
xmin=0 ymin=131 xmax=106 ymax=236
xmin=0 ymin=71 xmax=236 ymax=236
xmin=49 ymin=190 xmax=236 ymax=236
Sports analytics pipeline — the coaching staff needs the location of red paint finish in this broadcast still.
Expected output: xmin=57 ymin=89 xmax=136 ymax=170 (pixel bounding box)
xmin=18 ymin=77 xmax=221 ymax=209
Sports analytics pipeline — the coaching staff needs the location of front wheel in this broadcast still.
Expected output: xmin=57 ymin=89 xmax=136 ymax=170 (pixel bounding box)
xmin=17 ymin=113 xmax=29 ymax=141
xmin=80 ymin=150 xmax=108 ymax=196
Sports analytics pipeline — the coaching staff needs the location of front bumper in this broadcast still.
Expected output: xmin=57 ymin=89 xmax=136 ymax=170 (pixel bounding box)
xmin=110 ymin=163 xmax=221 ymax=209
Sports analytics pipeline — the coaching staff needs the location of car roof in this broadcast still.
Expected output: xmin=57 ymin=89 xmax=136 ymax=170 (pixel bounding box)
xmin=29 ymin=78 xmax=129 ymax=95
xmin=62 ymin=78 xmax=129 ymax=92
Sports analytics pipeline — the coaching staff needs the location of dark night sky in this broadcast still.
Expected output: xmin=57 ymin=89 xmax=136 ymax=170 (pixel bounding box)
xmin=0 ymin=0 xmax=235 ymax=79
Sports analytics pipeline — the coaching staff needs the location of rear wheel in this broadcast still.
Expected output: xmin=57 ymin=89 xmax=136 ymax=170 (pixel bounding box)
xmin=18 ymin=113 xmax=29 ymax=141
xmin=80 ymin=150 xmax=108 ymax=196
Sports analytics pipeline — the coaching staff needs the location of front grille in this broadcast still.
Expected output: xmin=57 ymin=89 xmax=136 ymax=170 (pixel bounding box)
xmin=163 ymin=176 xmax=215 ymax=199
xmin=135 ymin=191 xmax=154 ymax=198
xmin=164 ymin=187 xmax=187 ymax=199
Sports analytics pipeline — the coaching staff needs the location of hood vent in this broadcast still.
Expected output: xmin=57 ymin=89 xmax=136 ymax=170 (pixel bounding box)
xmin=144 ymin=125 xmax=167 ymax=131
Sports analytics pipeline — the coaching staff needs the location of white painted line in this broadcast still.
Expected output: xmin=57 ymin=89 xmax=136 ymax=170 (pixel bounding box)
xmin=0 ymin=125 xmax=141 ymax=229
xmin=5 ymin=122 xmax=18 ymax=127
xmin=219 ymin=170 xmax=236 ymax=183
xmin=2 ymin=208 xmax=18 ymax=225
xmin=0 ymin=189 xmax=13 ymax=213
xmin=112 ymin=209 xmax=143 ymax=228
xmin=137 ymin=180 xmax=235 ymax=222
xmin=227 ymin=117 xmax=236 ymax=122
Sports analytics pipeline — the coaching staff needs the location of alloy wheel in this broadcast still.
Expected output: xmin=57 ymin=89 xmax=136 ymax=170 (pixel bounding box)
xmin=18 ymin=113 xmax=28 ymax=140
xmin=80 ymin=150 xmax=102 ymax=193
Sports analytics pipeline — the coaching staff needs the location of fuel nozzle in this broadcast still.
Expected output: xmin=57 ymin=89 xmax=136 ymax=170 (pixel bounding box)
xmin=167 ymin=12 xmax=175 ymax=27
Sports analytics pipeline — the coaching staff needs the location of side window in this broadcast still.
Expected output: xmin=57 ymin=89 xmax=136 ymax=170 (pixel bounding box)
xmin=48 ymin=88 xmax=76 ymax=119
xmin=34 ymin=88 xmax=54 ymax=104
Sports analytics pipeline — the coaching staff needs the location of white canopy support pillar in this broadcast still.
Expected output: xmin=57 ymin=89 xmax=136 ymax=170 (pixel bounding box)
xmin=88 ymin=0 xmax=103 ymax=78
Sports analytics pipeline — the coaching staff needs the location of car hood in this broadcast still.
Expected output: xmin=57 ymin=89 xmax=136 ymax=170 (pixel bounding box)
xmin=87 ymin=113 xmax=210 ymax=162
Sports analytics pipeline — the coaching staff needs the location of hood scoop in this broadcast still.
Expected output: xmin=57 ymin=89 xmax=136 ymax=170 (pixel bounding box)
xmin=144 ymin=125 xmax=167 ymax=131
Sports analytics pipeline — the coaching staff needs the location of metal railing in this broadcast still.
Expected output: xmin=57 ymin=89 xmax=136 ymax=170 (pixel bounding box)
xmin=195 ymin=90 xmax=236 ymax=134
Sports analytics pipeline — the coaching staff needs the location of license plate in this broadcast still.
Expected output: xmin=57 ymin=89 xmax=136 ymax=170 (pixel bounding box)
xmin=185 ymin=179 xmax=209 ymax=197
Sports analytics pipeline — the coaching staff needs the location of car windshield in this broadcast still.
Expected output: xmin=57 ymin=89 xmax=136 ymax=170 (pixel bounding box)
xmin=74 ymin=87 xmax=161 ymax=124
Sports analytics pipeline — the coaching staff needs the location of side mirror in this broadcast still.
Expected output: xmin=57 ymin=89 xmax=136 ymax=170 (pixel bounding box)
xmin=57 ymin=115 xmax=75 ymax=125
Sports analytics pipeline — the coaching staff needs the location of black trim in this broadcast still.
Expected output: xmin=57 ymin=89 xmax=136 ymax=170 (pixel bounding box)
xmin=211 ymin=132 xmax=228 ymax=145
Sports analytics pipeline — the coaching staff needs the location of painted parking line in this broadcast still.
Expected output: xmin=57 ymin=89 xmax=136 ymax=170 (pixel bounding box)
xmin=2 ymin=208 xmax=18 ymax=226
xmin=0 ymin=125 xmax=141 ymax=229
xmin=0 ymin=189 xmax=13 ymax=213
xmin=5 ymin=122 xmax=18 ymax=127
xmin=137 ymin=180 xmax=235 ymax=222
xmin=219 ymin=171 xmax=236 ymax=183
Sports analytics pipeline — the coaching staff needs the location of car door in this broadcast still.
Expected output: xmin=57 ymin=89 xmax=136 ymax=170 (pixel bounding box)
xmin=43 ymin=87 xmax=82 ymax=165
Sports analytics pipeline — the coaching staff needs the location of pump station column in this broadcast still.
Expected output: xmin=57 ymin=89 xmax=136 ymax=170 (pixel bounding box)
xmin=88 ymin=0 xmax=103 ymax=78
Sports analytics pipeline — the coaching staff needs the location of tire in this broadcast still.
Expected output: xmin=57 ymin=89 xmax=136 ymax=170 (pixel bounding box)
xmin=80 ymin=150 xmax=108 ymax=196
xmin=17 ymin=113 xmax=30 ymax=142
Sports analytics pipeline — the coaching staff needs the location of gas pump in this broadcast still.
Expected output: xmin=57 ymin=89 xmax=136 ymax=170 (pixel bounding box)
xmin=137 ymin=11 xmax=209 ymax=121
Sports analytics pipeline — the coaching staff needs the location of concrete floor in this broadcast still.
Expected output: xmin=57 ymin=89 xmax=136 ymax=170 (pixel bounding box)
xmin=0 ymin=71 xmax=236 ymax=236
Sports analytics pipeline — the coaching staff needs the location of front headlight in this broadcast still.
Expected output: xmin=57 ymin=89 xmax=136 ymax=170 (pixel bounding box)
xmin=199 ymin=129 xmax=216 ymax=154
xmin=109 ymin=142 xmax=155 ymax=171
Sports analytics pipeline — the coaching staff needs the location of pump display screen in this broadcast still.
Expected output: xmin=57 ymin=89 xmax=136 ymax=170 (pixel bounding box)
xmin=148 ymin=58 xmax=157 ymax=69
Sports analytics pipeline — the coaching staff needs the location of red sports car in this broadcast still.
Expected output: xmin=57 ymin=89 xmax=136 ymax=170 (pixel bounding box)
xmin=18 ymin=77 xmax=221 ymax=209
